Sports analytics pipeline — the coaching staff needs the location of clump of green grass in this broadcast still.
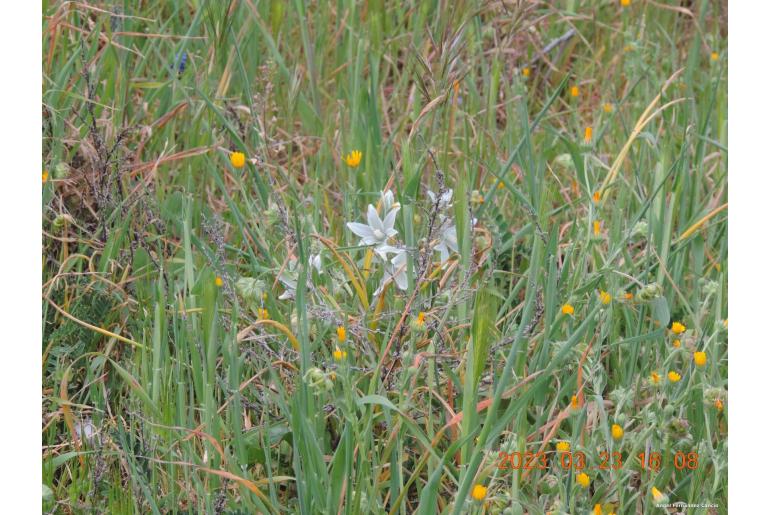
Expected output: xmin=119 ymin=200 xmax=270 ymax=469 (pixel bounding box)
xmin=43 ymin=1 xmax=726 ymax=513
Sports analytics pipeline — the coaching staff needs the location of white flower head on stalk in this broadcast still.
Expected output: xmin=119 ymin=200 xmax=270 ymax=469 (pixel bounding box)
xmin=427 ymin=188 xmax=453 ymax=210
xmin=434 ymin=217 xmax=459 ymax=263
xmin=380 ymin=190 xmax=400 ymax=213
xmin=374 ymin=247 xmax=409 ymax=296
xmin=346 ymin=203 xmax=399 ymax=259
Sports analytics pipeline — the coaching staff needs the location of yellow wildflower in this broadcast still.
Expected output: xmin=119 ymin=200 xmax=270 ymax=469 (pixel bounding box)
xmin=599 ymin=291 xmax=611 ymax=305
xmin=576 ymin=472 xmax=590 ymax=488
xmin=620 ymin=0 xmax=631 ymax=6
xmin=257 ymin=308 xmax=269 ymax=320
xmin=693 ymin=351 xmax=707 ymax=367
xmin=671 ymin=321 xmax=686 ymax=334
xmin=673 ymin=339 xmax=681 ymax=348
xmin=215 ymin=276 xmax=223 ymax=288
xmin=611 ymin=424 xmax=624 ymax=440
xmin=650 ymin=371 xmax=661 ymax=385
xmin=344 ymin=150 xmax=362 ymax=168
xmin=668 ymin=371 xmax=681 ymax=383
xmin=570 ymin=86 xmax=580 ymax=98
xmin=594 ymin=504 xmax=603 ymax=515
xmin=603 ymin=103 xmax=614 ymax=113
xmin=593 ymin=220 xmax=602 ymax=236
xmin=714 ymin=399 xmax=723 ymax=411
xmin=571 ymin=395 xmax=579 ymax=408
xmin=416 ymin=311 xmax=426 ymax=326
xmin=585 ymin=126 xmax=593 ymax=143
xmin=43 ymin=170 xmax=49 ymax=183
xmin=651 ymin=487 xmax=664 ymax=502
xmin=561 ymin=304 xmax=575 ymax=316
xmin=471 ymin=484 xmax=487 ymax=501
xmin=711 ymin=51 xmax=719 ymax=61
xmin=336 ymin=325 xmax=346 ymax=343
xmin=230 ymin=151 xmax=246 ymax=169
xmin=333 ymin=347 xmax=347 ymax=361
xmin=556 ymin=441 xmax=571 ymax=453
xmin=593 ymin=191 xmax=601 ymax=203
xmin=522 ymin=67 xmax=530 ymax=78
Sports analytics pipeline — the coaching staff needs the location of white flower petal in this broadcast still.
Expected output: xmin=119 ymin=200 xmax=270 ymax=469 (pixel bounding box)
xmin=367 ymin=205 xmax=384 ymax=233
xmin=382 ymin=207 xmax=399 ymax=233
xmin=381 ymin=190 xmax=395 ymax=212
xmin=347 ymin=222 xmax=374 ymax=239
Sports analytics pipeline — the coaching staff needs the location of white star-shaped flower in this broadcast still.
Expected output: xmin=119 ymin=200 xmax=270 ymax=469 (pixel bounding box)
xmin=346 ymin=204 xmax=399 ymax=258
xmin=374 ymin=248 xmax=409 ymax=295
xmin=427 ymin=188 xmax=453 ymax=210
xmin=434 ymin=218 xmax=459 ymax=262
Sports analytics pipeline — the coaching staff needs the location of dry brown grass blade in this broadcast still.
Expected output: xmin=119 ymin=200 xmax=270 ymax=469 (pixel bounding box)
xmin=197 ymin=468 xmax=276 ymax=510
xmin=439 ymin=370 xmax=544 ymax=433
xmin=314 ymin=235 xmax=370 ymax=310
xmin=43 ymin=294 xmax=144 ymax=349
xmin=236 ymin=319 xmax=300 ymax=351
xmin=676 ymin=202 xmax=728 ymax=243
xmin=597 ymin=68 xmax=685 ymax=199
xmin=129 ymin=146 xmax=213 ymax=175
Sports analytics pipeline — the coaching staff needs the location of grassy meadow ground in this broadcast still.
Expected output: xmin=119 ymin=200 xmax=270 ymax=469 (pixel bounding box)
xmin=42 ymin=0 xmax=727 ymax=513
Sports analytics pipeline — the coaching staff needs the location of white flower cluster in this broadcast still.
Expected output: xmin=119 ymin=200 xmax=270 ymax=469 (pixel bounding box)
xmin=346 ymin=188 xmax=460 ymax=298
xmin=347 ymin=190 xmax=409 ymax=295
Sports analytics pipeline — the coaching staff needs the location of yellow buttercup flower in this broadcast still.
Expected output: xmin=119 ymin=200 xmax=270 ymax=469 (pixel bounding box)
xmin=344 ymin=150 xmax=362 ymax=168
xmin=594 ymin=504 xmax=603 ymax=515
xmin=623 ymin=292 xmax=634 ymax=300
xmin=498 ymin=181 xmax=505 ymax=190
xmin=651 ymin=487 xmax=664 ymax=502
xmin=650 ymin=371 xmax=661 ymax=385
xmin=230 ymin=151 xmax=246 ymax=169
xmin=522 ymin=67 xmax=530 ymax=78
xmin=556 ymin=441 xmax=570 ymax=453
xmin=416 ymin=311 xmax=426 ymax=326
xmin=215 ymin=276 xmax=223 ymax=287
xmin=43 ymin=170 xmax=49 ymax=183
xmin=711 ymin=51 xmax=719 ymax=61
xmin=603 ymin=103 xmax=614 ymax=113
xmin=336 ymin=325 xmax=346 ymax=343
xmin=570 ymin=85 xmax=580 ymax=98
xmin=611 ymin=424 xmax=624 ymax=440
xmin=333 ymin=346 xmax=347 ymax=361
xmin=571 ymin=395 xmax=579 ymax=408
xmin=671 ymin=321 xmax=686 ymax=334
xmin=593 ymin=220 xmax=602 ymax=236
xmin=471 ymin=484 xmax=487 ymax=501
xmin=599 ymin=291 xmax=611 ymax=305
xmin=620 ymin=0 xmax=631 ymax=6
xmin=668 ymin=371 xmax=681 ymax=383
xmin=672 ymin=339 xmax=681 ymax=348
xmin=576 ymin=472 xmax=590 ymax=488
xmin=714 ymin=399 xmax=723 ymax=411
xmin=584 ymin=126 xmax=593 ymax=143
xmin=693 ymin=351 xmax=707 ymax=367
xmin=258 ymin=308 xmax=269 ymax=320
xmin=561 ymin=304 xmax=575 ymax=316
xmin=593 ymin=191 xmax=601 ymax=203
